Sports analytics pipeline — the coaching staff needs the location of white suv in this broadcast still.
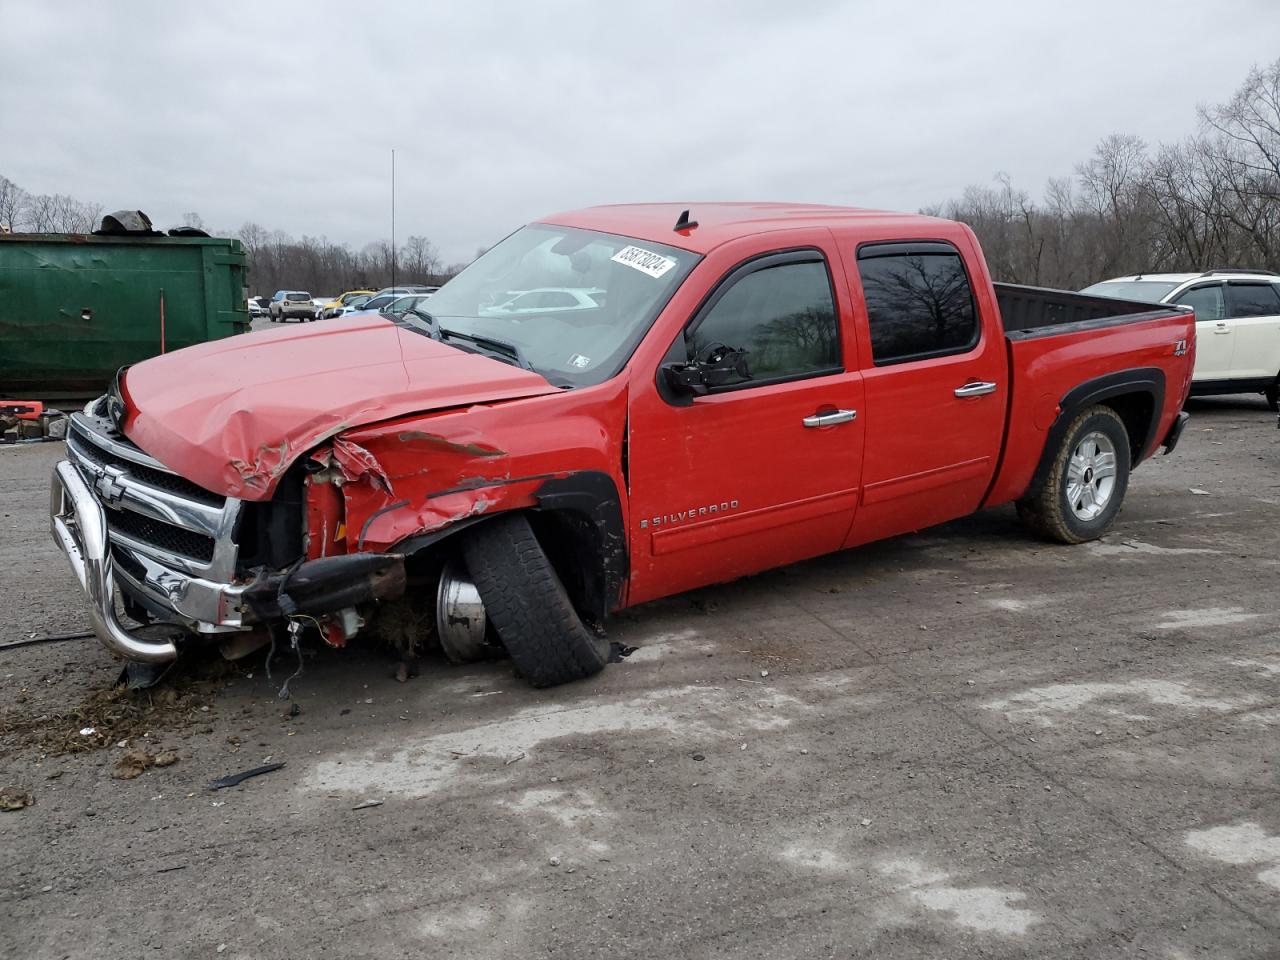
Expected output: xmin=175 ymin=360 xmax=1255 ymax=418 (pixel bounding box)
xmin=268 ymin=290 xmax=315 ymax=322
xmin=1083 ymin=271 xmax=1280 ymax=410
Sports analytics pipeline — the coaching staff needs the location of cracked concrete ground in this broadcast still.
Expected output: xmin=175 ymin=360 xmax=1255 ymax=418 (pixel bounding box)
xmin=1 ymin=395 xmax=1278 ymax=959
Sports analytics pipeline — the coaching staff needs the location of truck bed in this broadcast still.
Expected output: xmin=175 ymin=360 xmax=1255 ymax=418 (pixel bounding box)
xmin=983 ymin=285 xmax=1196 ymax=509
xmin=994 ymin=283 xmax=1184 ymax=338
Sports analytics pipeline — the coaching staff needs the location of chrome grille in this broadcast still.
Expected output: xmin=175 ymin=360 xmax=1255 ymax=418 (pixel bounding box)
xmin=63 ymin=411 xmax=242 ymax=584
xmin=67 ymin=426 xmax=225 ymax=507
xmin=104 ymin=504 xmax=216 ymax=563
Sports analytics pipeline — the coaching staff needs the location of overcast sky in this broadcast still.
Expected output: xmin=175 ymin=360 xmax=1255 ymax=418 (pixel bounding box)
xmin=2 ymin=0 xmax=1278 ymax=264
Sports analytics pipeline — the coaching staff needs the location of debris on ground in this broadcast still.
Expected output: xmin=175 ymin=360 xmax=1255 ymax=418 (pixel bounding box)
xmin=0 ymin=661 xmax=221 ymax=758
xmin=1189 ymin=488 xmax=1212 ymax=495
xmin=608 ymin=642 xmax=637 ymax=662
xmin=0 ymin=629 xmax=94 ymax=653
xmin=351 ymin=799 xmax=383 ymax=810
xmin=0 ymin=401 xmax=67 ymax=444
xmin=0 ymin=787 xmax=34 ymax=811
xmin=112 ymin=747 xmax=180 ymax=780
xmin=208 ymin=761 xmax=285 ymax=791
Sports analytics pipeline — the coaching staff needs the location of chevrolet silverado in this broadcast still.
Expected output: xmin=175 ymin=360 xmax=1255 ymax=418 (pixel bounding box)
xmin=51 ymin=203 xmax=1196 ymax=687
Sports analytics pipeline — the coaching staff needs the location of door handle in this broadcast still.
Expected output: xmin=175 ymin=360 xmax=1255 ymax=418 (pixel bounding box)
xmin=803 ymin=409 xmax=857 ymax=428
xmin=1213 ymin=325 xmax=1231 ymax=334
xmin=954 ymin=381 xmax=998 ymax=398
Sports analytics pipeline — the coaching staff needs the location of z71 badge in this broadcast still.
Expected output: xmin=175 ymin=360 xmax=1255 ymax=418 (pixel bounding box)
xmin=640 ymin=500 xmax=740 ymax=529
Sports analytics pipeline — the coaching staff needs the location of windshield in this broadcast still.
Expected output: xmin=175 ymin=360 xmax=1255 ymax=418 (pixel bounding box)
xmin=1080 ymin=280 xmax=1180 ymax=303
xmin=414 ymin=224 xmax=699 ymax=386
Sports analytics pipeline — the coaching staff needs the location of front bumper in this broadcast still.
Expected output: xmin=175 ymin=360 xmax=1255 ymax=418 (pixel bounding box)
xmin=50 ymin=459 xmax=248 ymax=662
xmin=51 ymin=404 xmax=412 ymax=663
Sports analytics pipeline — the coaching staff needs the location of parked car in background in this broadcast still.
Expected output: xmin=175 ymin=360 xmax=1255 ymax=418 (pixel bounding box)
xmin=350 ymin=292 xmax=404 ymax=314
xmin=332 ymin=295 xmax=372 ymax=317
xmin=247 ymin=296 xmax=268 ymax=319
xmin=1082 ymin=270 xmax=1280 ymax=410
xmin=321 ymin=290 xmax=375 ymax=319
xmin=310 ymin=295 xmax=334 ymax=320
xmin=269 ymin=290 xmax=315 ymax=322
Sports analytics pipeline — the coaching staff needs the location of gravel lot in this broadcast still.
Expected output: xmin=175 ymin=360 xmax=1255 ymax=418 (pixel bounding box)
xmin=1 ymin=393 xmax=1278 ymax=959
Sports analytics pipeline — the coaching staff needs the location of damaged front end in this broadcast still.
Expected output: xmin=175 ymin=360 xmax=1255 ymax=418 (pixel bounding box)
xmin=50 ymin=401 xmax=408 ymax=663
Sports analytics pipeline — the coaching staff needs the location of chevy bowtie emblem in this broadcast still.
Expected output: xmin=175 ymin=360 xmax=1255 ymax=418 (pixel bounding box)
xmin=94 ymin=465 xmax=128 ymax=506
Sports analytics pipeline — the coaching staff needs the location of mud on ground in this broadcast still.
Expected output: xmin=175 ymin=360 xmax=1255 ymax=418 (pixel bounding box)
xmin=1 ymin=395 xmax=1278 ymax=959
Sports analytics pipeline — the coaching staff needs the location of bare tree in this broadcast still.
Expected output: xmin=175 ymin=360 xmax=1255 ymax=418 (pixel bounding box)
xmin=0 ymin=176 xmax=27 ymax=232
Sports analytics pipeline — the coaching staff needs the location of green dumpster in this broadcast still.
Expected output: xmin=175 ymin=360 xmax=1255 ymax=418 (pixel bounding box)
xmin=0 ymin=233 xmax=249 ymax=398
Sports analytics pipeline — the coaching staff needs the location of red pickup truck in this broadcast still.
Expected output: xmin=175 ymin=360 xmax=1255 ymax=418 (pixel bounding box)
xmin=51 ymin=203 xmax=1195 ymax=686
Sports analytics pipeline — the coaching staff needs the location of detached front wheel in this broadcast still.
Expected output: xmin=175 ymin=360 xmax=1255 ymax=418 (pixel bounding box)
xmin=1017 ymin=404 xmax=1131 ymax=544
xmin=461 ymin=512 xmax=609 ymax=688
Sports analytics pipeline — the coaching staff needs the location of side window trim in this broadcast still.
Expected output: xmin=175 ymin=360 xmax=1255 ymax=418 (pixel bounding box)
xmin=664 ymin=247 xmax=844 ymax=398
xmin=854 ymin=239 xmax=981 ymax=367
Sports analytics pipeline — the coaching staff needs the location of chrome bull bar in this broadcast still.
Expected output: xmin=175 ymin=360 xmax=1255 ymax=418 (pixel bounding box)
xmin=50 ymin=459 xmax=179 ymax=663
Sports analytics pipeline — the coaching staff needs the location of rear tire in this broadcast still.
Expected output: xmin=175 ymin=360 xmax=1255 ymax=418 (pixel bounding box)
xmin=461 ymin=512 xmax=609 ymax=688
xmin=1016 ymin=404 xmax=1131 ymax=544
xmin=1265 ymin=376 xmax=1278 ymax=412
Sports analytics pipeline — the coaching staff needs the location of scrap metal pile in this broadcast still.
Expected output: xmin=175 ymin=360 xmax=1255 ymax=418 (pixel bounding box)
xmin=1 ymin=400 xmax=67 ymax=443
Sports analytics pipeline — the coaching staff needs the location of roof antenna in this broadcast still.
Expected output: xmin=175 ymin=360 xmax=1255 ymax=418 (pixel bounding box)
xmin=674 ymin=209 xmax=698 ymax=232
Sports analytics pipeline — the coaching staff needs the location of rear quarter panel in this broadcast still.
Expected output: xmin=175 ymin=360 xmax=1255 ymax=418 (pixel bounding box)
xmin=983 ymin=312 xmax=1195 ymax=507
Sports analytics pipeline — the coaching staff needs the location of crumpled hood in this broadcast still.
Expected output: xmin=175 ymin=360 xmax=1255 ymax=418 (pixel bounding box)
xmin=121 ymin=313 xmax=559 ymax=500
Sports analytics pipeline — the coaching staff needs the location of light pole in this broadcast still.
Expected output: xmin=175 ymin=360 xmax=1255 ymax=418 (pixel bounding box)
xmin=390 ymin=148 xmax=397 ymax=288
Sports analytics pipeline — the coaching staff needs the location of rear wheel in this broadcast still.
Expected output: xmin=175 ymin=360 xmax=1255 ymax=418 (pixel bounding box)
xmin=1017 ymin=404 xmax=1131 ymax=544
xmin=461 ymin=512 xmax=609 ymax=688
xmin=1265 ymin=375 xmax=1278 ymax=412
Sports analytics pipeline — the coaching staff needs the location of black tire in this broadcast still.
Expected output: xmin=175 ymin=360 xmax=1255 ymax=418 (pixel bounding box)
xmin=1265 ymin=376 xmax=1278 ymax=412
xmin=461 ymin=512 xmax=609 ymax=688
xmin=1016 ymin=404 xmax=1131 ymax=544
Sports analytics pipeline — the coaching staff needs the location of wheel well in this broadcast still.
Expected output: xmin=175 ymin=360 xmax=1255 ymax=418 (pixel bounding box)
xmin=527 ymin=509 xmax=607 ymax=626
xmin=1098 ymin=392 xmax=1154 ymax=464
xmin=398 ymin=508 xmax=609 ymax=627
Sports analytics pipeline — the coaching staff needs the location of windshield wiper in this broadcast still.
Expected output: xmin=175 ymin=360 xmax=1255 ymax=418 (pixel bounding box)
xmin=438 ymin=326 xmax=533 ymax=371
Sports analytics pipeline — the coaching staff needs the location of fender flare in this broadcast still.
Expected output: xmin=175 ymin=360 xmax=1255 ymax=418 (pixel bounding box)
xmin=1026 ymin=368 xmax=1165 ymax=497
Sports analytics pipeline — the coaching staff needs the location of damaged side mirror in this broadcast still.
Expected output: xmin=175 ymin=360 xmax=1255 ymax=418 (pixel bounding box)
xmin=660 ymin=342 xmax=752 ymax=397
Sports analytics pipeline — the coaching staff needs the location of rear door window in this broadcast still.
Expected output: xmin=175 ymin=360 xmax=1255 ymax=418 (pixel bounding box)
xmin=1226 ymin=283 xmax=1280 ymax=318
xmin=856 ymin=242 xmax=979 ymax=365
xmin=1175 ymin=284 xmax=1226 ymax=322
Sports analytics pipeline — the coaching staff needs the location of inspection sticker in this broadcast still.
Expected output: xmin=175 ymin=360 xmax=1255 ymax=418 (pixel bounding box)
xmin=568 ymin=353 xmax=591 ymax=368
xmin=611 ymin=245 xmax=677 ymax=279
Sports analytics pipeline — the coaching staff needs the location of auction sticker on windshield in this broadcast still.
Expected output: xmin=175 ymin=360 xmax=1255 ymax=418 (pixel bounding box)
xmin=611 ymin=245 xmax=677 ymax=279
